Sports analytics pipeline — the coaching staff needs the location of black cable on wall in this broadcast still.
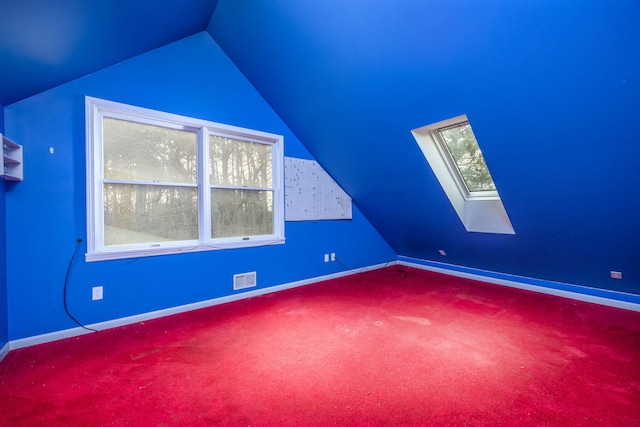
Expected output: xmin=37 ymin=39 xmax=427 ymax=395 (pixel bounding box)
xmin=63 ymin=238 xmax=97 ymax=333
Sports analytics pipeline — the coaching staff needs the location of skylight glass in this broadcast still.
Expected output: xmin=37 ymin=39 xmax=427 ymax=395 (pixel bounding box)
xmin=438 ymin=123 xmax=496 ymax=193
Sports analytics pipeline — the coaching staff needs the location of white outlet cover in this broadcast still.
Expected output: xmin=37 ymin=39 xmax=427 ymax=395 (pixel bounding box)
xmin=92 ymin=286 xmax=103 ymax=300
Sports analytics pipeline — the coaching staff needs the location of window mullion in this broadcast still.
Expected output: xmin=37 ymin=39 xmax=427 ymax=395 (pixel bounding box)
xmin=102 ymin=179 xmax=198 ymax=188
xmin=198 ymin=128 xmax=211 ymax=243
xmin=272 ymin=139 xmax=284 ymax=238
xmin=93 ymin=108 xmax=105 ymax=253
xmin=210 ymin=184 xmax=274 ymax=191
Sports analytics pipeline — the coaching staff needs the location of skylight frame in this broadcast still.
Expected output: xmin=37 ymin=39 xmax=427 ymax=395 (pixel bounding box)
xmin=411 ymin=114 xmax=515 ymax=235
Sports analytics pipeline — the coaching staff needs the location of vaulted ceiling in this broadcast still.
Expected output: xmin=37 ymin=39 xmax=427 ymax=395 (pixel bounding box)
xmin=2 ymin=1 xmax=639 ymax=292
xmin=0 ymin=0 xmax=218 ymax=106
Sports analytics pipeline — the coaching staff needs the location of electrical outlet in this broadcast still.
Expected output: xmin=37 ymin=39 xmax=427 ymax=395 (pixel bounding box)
xmin=92 ymin=286 xmax=103 ymax=300
xmin=331 ymin=253 xmax=336 ymax=261
xmin=611 ymin=271 xmax=622 ymax=280
xmin=324 ymin=254 xmax=329 ymax=263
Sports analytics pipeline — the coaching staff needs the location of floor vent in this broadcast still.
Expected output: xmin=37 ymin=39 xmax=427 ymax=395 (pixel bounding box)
xmin=233 ymin=272 xmax=257 ymax=291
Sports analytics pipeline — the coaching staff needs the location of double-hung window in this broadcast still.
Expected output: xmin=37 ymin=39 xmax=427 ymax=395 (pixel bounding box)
xmin=86 ymin=97 xmax=284 ymax=261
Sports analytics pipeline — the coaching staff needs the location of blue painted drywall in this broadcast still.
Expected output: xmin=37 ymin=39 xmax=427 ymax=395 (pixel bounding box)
xmin=4 ymin=32 xmax=396 ymax=340
xmin=0 ymin=106 xmax=8 ymax=348
xmin=209 ymin=1 xmax=640 ymax=295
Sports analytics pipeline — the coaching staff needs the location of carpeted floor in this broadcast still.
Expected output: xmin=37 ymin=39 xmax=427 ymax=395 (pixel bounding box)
xmin=2 ymin=266 xmax=640 ymax=426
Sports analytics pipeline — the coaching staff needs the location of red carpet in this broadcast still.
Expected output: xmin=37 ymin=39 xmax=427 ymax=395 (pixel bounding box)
xmin=2 ymin=266 xmax=640 ymax=426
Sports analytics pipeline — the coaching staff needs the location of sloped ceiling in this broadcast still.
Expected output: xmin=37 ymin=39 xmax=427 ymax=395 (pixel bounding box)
xmin=209 ymin=1 xmax=640 ymax=291
xmin=1 ymin=1 xmax=639 ymax=292
xmin=0 ymin=0 xmax=218 ymax=106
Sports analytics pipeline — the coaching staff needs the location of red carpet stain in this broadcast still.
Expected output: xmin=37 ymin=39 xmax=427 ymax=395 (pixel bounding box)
xmin=392 ymin=316 xmax=431 ymax=326
xmin=130 ymin=347 xmax=162 ymax=361
xmin=588 ymin=344 xmax=632 ymax=363
xmin=563 ymin=346 xmax=587 ymax=358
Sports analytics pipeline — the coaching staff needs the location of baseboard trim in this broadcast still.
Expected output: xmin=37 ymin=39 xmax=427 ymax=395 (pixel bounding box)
xmin=7 ymin=258 xmax=637 ymax=361
xmin=0 ymin=341 xmax=9 ymax=362
xmin=398 ymin=256 xmax=640 ymax=312
xmin=7 ymin=262 xmax=385 ymax=353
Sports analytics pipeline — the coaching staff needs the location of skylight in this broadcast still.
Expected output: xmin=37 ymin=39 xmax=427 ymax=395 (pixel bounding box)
xmin=437 ymin=123 xmax=496 ymax=193
xmin=411 ymin=115 xmax=515 ymax=234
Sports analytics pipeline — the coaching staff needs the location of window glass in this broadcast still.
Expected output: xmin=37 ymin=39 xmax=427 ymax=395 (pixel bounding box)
xmin=209 ymin=135 xmax=272 ymax=187
xmin=211 ymin=189 xmax=274 ymax=238
xmin=439 ymin=123 xmax=496 ymax=192
xmin=103 ymin=183 xmax=198 ymax=245
xmin=103 ymin=118 xmax=197 ymax=183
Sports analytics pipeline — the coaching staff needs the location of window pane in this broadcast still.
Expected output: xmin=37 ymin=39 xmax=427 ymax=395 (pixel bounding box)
xmin=211 ymin=189 xmax=273 ymax=238
xmin=439 ymin=124 xmax=496 ymax=192
xmin=103 ymin=118 xmax=197 ymax=183
xmin=103 ymin=183 xmax=198 ymax=245
xmin=210 ymin=136 xmax=272 ymax=187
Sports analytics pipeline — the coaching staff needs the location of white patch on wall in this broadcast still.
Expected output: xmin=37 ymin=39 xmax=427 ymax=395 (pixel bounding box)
xmin=284 ymin=157 xmax=352 ymax=221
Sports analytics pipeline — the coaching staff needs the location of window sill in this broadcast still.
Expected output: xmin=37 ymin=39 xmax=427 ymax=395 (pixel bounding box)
xmin=85 ymin=237 xmax=286 ymax=262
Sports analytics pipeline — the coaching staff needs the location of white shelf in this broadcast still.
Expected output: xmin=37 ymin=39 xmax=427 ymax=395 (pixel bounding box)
xmin=1 ymin=133 xmax=23 ymax=181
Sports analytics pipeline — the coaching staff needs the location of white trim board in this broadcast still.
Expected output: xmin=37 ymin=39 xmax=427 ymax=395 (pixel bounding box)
xmin=5 ymin=263 xmax=384 ymax=355
xmin=398 ymin=257 xmax=640 ymax=312
xmin=0 ymin=342 xmax=9 ymax=362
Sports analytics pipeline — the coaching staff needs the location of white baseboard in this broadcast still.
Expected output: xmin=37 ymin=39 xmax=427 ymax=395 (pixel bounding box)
xmin=6 ymin=262 xmax=385 ymax=353
xmin=5 ymin=258 xmax=637 ymax=363
xmin=398 ymin=257 xmax=640 ymax=312
xmin=0 ymin=341 xmax=9 ymax=362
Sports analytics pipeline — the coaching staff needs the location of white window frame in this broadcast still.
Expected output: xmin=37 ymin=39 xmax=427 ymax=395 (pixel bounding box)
xmin=412 ymin=115 xmax=515 ymax=234
xmin=86 ymin=97 xmax=285 ymax=262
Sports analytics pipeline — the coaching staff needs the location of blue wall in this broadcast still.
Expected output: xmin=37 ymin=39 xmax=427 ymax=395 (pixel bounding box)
xmin=210 ymin=1 xmax=640 ymax=296
xmin=0 ymin=105 xmax=8 ymax=348
xmin=4 ymin=32 xmax=395 ymax=340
